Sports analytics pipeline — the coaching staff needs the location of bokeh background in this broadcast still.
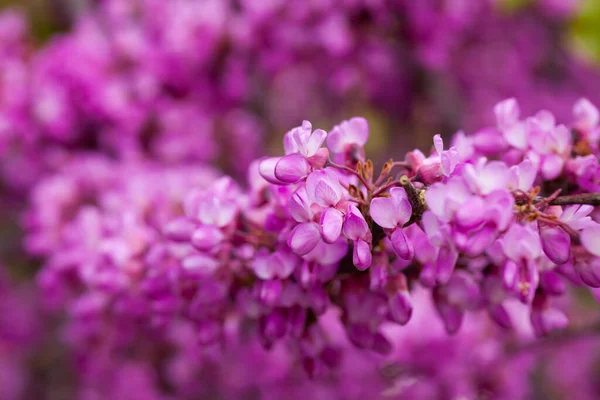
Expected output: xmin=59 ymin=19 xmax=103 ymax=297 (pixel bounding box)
xmin=2 ymin=0 xmax=600 ymax=399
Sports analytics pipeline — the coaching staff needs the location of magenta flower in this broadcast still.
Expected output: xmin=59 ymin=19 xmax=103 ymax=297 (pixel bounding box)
xmin=573 ymin=98 xmax=599 ymax=132
xmin=326 ymin=117 xmax=369 ymax=166
xmin=501 ymin=223 xmax=542 ymax=302
xmin=259 ymin=121 xmax=329 ymax=184
xmin=370 ymin=187 xmax=414 ymax=260
xmin=342 ymin=205 xmax=372 ymax=270
xmin=509 ymin=159 xmax=536 ymax=192
xmin=418 ymin=134 xmax=459 ymax=184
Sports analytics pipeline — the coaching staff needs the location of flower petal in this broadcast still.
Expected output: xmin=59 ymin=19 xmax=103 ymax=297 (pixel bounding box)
xmin=288 ymin=222 xmax=321 ymax=256
xmin=258 ymin=157 xmax=284 ymax=184
xmin=342 ymin=205 xmax=369 ymax=241
xmin=353 ymin=238 xmax=372 ymax=270
xmin=389 ymin=187 xmax=412 ymax=226
xmin=581 ymin=225 xmax=600 ymax=257
xmin=540 ymin=226 xmax=571 ymax=265
xmin=274 ymin=154 xmax=310 ymax=183
xmin=320 ymin=207 xmax=344 ymax=243
xmin=369 ymin=197 xmax=397 ymax=229
xmin=391 ymin=229 xmax=414 ymax=261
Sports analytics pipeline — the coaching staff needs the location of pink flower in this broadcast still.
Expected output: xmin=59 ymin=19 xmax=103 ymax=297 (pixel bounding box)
xmin=418 ymin=134 xmax=459 ymax=183
xmin=463 ymin=158 xmax=511 ymax=195
xmin=370 ymin=187 xmax=414 ymax=260
xmin=258 ymin=120 xmax=329 ymax=184
xmin=288 ymin=222 xmax=321 ymax=256
xmin=305 ymin=168 xmax=343 ymax=208
xmin=508 ymin=159 xmax=536 ymax=192
xmin=342 ymin=205 xmax=372 ymax=270
xmin=573 ymin=98 xmax=599 ymax=132
xmin=326 ymin=117 xmax=369 ymax=166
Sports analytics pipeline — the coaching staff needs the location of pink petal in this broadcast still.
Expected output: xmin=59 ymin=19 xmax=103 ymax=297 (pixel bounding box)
xmin=433 ymin=134 xmax=444 ymax=156
xmin=391 ymin=229 xmax=414 ymax=261
xmin=369 ymin=197 xmax=397 ymax=229
xmin=274 ymin=153 xmax=310 ymax=183
xmin=353 ymin=238 xmax=372 ymax=270
xmin=434 ymin=299 xmax=464 ymax=334
xmin=424 ymin=182 xmax=446 ymax=218
xmin=418 ymin=162 xmax=442 ymax=184
xmin=252 ymin=250 xmax=276 ymax=280
xmin=540 ymin=153 xmax=564 ymax=181
xmin=503 ymin=122 xmax=527 ymax=150
xmin=164 ymin=217 xmax=196 ymax=241
xmin=435 ymin=244 xmax=458 ymax=284
xmin=326 ymin=126 xmax=345 ymax=153
xmin=540 ymin=271 xmax=566 ymax=295
xmin=288 ymin=222 xmax=321 ymax=256
xmin=419 ymin=263 xmax=436 ymax=288
xmin=463 ymin=224 xmax=497 ymax=257
xmin=342 ymin=205 xmax=369 ymax=241
xmin=191 ymin=226 xmax=224 ymax=251
xmin=303 ymin=238 xmax=348 ymax=265
xmin=306 ymin=129 xmax=327 ymax=156
xmin=182 ymin=254 xmax=220 ymax=276
xmin=494 ymin=98 xmax=520 ymax=130
xmin=288 ymin=186 xmax=312 ymax=222
xmin=306 ymin=168 xmax=342 ymax=207
xmin=314 ymin=181 xmax=341 ymax=207
xmin=214 ymin=199 xmax=238 ymax=227
xmin=440 ymin=147 xmax=458 ymax=176
xmin=577 ymin=258 xmax=600 ymax=288
xmin=307 ymin=147 xmax=329 ymax=169
xmin=258 ymin=157 xmax=283 ymax=184
xmin=581 ymin=225 xmax=600 ymax=257
xmin=513 ymin=159 xmax=536 ymax=191
xmin=560 ymin=204 xmax=594 ymax=230
xmin=479 ymin=161 xmax=511 ymax=195
xmin=389 ymin=187 xmax=412 ymax=226
xmin=573 ymin=98 xmax=599 ymax=130
xmin=455 ymin=196 xmax=485 ymax=230
xmin=486 ymin=190 xmax=515 ymax=231
xmin=320 ymin=207 xmax=344 ymax=243
xmin=540 ymin=226 xmax=571 ymax=265
xmin=473 ymin=127 xmax=507 ymax=153
xmin=531 ymin=305 xmax=568 ymax=337
xmin=272 ymin=249 xmax=300 ymax=279
xmin=421 ymin=211 xmax=443 ymax=246
xmin=489 ymin=304 xmax=512 ymax=330
xmin=389 ymin=291 xmax=412 ymax=325
xmin=347 ymin=117 xmax=369 ymax=146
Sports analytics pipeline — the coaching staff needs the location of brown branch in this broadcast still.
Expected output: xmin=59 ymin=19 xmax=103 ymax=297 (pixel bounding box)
xmin=547 ymin=193 xmax=600 ymax=206
xmin=516 ymin=192 xmax=600 ymax=207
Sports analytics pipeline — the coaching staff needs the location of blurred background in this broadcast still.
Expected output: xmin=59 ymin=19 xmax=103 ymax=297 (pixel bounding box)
xmin=2 ymin=0 xmax=600 ymax=399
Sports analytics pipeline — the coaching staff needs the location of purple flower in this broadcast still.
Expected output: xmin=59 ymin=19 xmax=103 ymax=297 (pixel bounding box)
xmin=259 ymin=121 xmax=329 ymax=184
xmin=370 ymin=187 xmax=414 ymax=260
xmin=326 ymin=117 xmax=369 ymax=166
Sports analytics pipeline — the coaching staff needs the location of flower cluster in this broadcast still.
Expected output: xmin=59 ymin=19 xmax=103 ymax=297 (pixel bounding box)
xmin=152 ymin=98 xmax=600 ymax=364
